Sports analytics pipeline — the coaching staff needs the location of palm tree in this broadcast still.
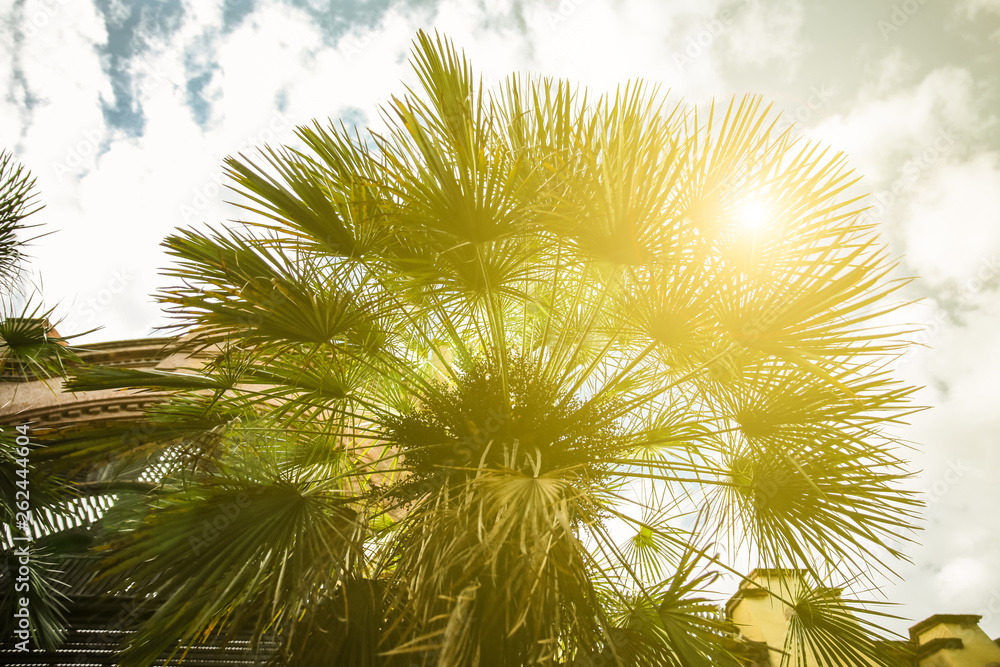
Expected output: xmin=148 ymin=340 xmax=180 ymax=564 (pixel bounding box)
xmin=64 ymin=31 xmax=921 ymax=666
xmin=0 ymin=150 xmax=80 ymax=378
xmin=0 ymin=150 xmax=40 ymax=293
xmin=1 ymin=151 xmax=88 ymax=652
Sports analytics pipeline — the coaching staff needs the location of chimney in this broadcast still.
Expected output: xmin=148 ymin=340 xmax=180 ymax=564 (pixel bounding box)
xmin=726 ymin=569 xmax=807 ymax=665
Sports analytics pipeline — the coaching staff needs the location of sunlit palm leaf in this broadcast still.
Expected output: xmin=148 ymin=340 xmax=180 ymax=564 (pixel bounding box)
xmin=59 ymin=29 xmax=922 ymax=666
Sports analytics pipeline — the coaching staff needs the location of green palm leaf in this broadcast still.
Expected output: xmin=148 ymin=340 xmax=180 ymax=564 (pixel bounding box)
xmin=58 ymin=30 xmax=923 ymax=666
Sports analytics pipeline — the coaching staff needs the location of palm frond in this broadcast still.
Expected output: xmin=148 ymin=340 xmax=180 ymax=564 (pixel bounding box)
xmin=54 ymin=29 xmax=924 ymax=666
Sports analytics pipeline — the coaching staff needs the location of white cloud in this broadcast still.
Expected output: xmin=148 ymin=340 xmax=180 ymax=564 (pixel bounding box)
xmin=957 ymin=0 xmax=1000 ymax=41
xmin=957 ymin=0 xmax=1000 ymax=19
xmin=721 ymin=0 xmax=806 ymax=78
xmin=517 ymin=0 xmax=737 ymax=101
xmin=812 ymin=66 xmax=979 ymax=183
xmin=805 ymin=62 xmax=1000 ymax=296
xmin=5 ymin=1 xmax=108 ymax=169
xmin=882 ymin=297 xmax=1000 ymax=635
xmin=770 ymin=44 xmax=1000 ymax=636
xmin=896 ymin=153 xmax=1000 ymax=285
xmin=858 ymin=48 xmax=922 ymax=99
xmin=217 ymin=2 xmax=321 ymax=133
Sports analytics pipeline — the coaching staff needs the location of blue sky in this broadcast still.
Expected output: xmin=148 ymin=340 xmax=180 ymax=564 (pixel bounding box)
xmin=3 ymin=0 xmax=1000 ymax=638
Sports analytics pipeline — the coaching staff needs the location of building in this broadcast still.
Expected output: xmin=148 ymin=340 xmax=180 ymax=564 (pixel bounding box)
xmin=728 ymin=569 xmax=1000 ymax=666
xmin=2 ymin=333 xmax=999 ymax=665
xmin=0 ymin=335 xmax=273 ymax=665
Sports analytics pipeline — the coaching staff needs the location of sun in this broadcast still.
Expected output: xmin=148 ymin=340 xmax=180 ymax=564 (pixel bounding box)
xmin=736 ymin=197 xmax=771 ymax=232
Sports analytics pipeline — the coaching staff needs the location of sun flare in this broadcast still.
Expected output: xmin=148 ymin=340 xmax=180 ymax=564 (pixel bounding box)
xmin=737 ymin=197 xmax=772 ymax=232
